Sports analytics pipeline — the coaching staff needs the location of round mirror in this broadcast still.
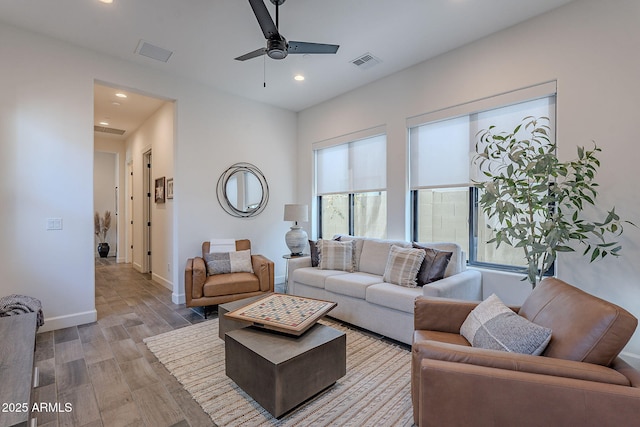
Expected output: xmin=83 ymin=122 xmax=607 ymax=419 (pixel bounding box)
xmin=217 ymin=163 xmax=269 ymax=217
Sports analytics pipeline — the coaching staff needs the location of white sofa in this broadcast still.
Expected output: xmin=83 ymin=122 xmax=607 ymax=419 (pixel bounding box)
xmin=287 ymin=236 xmax=482 ymax=345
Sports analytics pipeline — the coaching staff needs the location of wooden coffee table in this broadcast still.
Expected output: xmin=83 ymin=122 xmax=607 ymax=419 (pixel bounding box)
xmin=225 ymin=323 xmax=346 ymax=418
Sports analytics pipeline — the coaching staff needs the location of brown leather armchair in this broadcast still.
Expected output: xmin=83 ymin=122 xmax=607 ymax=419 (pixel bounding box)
xmin=184 ymin=240 xmax=274 ymax=315
xmin=412 ymin=277 xmax=640 ymax=427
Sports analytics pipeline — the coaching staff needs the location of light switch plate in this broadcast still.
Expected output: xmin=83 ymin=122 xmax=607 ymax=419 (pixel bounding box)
xmin=46 ymin=218 xmax=63 ymax=230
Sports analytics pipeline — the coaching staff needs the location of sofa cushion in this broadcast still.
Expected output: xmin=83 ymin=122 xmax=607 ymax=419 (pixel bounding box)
xmin=461 ymin=294 xmax=552 ymax=356
xmin=318 ymin=239 xmax=356 ymax=272
xmin=292 ymin=267 xmax=348 ymax=289
xmin=359 ymin=239 xmax=411 ymax=276
xmin=203 ymin=272 xmax=260 ymax=297
xmin=366 ymin=282 xmax=422 ymax=313
xmin=383 ymin=245 xmax=426 ymax=288
xmin=413 ymin=244 xmax=453 ymax=286
xmin=204 ymin=249 xmax=253 ymax=275
xmin=518 ymin=278 xmax=638 ymax=366
xmin=325 ymin=272 xmax=384 ymax=299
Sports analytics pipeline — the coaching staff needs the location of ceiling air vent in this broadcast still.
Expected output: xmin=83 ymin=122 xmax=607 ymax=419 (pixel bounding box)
xmin=94 ymin=125 xmax=126 ymax=136
xmin=135 ymin=40 xmax=173 ymax=63
xmin=350 ymin=52 xmax=381 ymax=70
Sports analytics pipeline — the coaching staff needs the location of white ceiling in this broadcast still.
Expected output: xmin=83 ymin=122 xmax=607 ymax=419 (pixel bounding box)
xmin=0 ymin=0 xmax=574 ymax=137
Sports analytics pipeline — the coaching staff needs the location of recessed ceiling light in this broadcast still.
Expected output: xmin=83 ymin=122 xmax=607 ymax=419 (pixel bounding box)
xmin=99 ymin=0 xmax=113 ymax=4
xmin=294 ymin=74 xmax=305 ymax=81
xmin=115 ymin=93 xmax=127 ymax=98
xmin=111 ymin=101 xmax=121 ymax=106
xmin=99 ymin=121 xmax=109 ymax=126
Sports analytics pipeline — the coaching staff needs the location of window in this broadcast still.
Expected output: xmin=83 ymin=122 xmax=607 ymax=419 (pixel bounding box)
xmin=315 ymin=133 xmax=387 ymax=238
xmin=409 ymin=82 xmax=556 ymax=271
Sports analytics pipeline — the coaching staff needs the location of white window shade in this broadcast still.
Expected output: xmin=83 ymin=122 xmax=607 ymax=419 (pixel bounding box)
xmin=350 ymin=135 xmax=386 ymax=192
xmin=410 ymin=94 xmax=555 ymax=188
xmin=316 ymin=144 xmax=349 ymax=195
xmin=410 ymin=116 xmax=471 ymax=189
xmin=316 ymin=134 xmax=386 ymax=195
xmin=471 ymin=97 xmax=555 ymax=182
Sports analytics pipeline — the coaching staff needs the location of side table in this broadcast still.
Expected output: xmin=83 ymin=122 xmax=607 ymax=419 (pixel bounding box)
xmin=282 ymin=253 xmax=308 ymax=294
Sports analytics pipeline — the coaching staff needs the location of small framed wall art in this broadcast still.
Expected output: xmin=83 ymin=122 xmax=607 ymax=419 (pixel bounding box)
xmin=155 ymin=177 xmax=166 ymax=203
xmin=166 ymin=178 xmax=174 ymax=200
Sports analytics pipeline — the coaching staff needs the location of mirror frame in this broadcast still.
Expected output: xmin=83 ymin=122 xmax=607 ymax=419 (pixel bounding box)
xmin=216 ymin=162 xmax=269 ymax=218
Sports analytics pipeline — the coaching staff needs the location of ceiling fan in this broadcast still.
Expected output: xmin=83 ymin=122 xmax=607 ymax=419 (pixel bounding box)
xmin=235 ymin=0 xmax=340 ymax=61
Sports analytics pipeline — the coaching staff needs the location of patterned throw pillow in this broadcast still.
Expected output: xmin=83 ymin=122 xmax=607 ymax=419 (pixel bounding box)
xmin=382 ymin=245 xmax=426 ymax=288
xmin=460 ymin=294 xmax=552 ymax=355
xmin=204 ymin=249 xmax=254 ymax=275
xmin=318 ymin=239 xmax=355 ymax=272
xmin=413 ymin=243 xmax=453 ymax=286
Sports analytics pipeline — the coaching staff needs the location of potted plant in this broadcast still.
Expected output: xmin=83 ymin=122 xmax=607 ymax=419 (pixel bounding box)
xmin=94 ymin=210 xmax=111 ymax=258
xmin=472 ymin=116 xmax=632 ymax=287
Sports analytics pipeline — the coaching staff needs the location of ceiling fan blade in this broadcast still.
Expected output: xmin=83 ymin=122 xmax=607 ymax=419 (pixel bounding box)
xmin=248 ymin=0 xmax=279 ymax=39
xmin=235 ymin=47 xmax=267 ymax=61
xmin=288 ymin=41 xmax=340 ymax=55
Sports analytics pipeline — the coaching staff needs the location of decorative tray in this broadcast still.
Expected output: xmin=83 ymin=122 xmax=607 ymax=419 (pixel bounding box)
xmin=224 ymin=293 xmax=336 ymax=336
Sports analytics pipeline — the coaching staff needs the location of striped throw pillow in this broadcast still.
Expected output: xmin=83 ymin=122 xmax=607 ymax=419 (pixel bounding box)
xmin=382 ymin=245 xmax=426 ymax=288
xmin=318 ymin=239 xmax=355 ymax=272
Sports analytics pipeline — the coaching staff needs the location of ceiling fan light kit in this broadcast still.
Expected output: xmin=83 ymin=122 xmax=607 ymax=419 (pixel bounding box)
xmin=235 ymin=0 xmax=339 ymax=62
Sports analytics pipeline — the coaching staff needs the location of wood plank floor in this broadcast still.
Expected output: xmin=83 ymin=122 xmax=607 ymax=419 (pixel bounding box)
xmin=32 ymin=258 xmax=218 ymax=427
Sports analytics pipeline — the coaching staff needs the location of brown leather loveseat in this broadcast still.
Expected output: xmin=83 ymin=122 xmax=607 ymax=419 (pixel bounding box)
xmin=185 ymin=240 xmax=274 ymax=314
xmin=412 ymin=277 xmax=640 ymax=426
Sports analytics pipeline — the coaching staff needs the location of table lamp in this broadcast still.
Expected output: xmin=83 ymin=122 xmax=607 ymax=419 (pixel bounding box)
xmin=284 ymin=204 xmax=308 ymax=256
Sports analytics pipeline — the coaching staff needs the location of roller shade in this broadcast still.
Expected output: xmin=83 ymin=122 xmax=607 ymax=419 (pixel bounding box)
xmin=316 ymin=134 xmax=386 ymax=195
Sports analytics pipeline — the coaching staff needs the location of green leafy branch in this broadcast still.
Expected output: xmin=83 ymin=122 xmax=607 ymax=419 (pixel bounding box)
xmin=473 ymin=116 xmax=633 ymax=287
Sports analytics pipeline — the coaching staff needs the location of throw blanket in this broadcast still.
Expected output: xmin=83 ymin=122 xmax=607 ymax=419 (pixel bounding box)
xmin=0 ymin=294 xmax=44 ymax=329
xmin=210 ymin=238 xmax=236 ymax=253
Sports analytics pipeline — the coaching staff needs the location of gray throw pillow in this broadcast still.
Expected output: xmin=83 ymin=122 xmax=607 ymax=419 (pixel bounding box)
xmin=309 ymin=240 xmax=320 ymax=267
xmin=460 ymin=294 xmax=552 ymax=355
xmin=204 ymin=249 xmax=254 ymax=276
xmin=413 ymin=243 xmax=452 ymax=286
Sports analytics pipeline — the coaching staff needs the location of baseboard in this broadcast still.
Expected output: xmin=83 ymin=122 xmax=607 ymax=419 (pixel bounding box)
xmin=275 ymin=274 xmax=285 ymax=286
xmin=132 ymin=262 xmax=144 ymax=273
xmin=38 ymin=310 xmax=97 ymax=333
xmin=172 ymin=292 xmax=185 ymax=305
xmin=151 ymin=272 xmax=172 ymax=291
xmin=620 ymin=351 xmax=640 ymax=369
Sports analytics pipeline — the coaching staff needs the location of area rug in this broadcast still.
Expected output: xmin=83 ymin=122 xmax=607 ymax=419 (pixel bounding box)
xmin=144 ymin=318 xmax=414 ymax=426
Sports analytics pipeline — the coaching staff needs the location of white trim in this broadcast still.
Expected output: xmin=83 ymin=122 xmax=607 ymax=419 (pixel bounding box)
xmin=38 ymin=310 xmax=97 ymax=333
xmin=312 ymin=124 xmax=386 ymax=151
xmin=406 ymin=80 xmax=557 ymax=128
xmin=172 ymin=291 xmax=185 ymax=305
xmin=152 ymin=272 xmax=172 ymax=291
xmin=316 ymin=187 xmax=387 ymax=197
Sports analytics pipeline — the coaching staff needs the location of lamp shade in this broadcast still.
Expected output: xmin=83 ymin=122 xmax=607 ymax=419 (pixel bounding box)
xmin=283 ymin=204 xmax=308 ymax=222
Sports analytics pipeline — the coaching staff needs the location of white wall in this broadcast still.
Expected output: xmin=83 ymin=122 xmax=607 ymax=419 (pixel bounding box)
xmin=94 ymin=136 xmax=127 ymax=262
xmin=0 ymin=21 xmax=297 ymax=332
xmin=93 ymin=151 xmax=117 ymax=255
xmin=126 ymin=101 xmax=174 ymax=289
xmin=297 ymin=0 xmax=640 ymax=360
